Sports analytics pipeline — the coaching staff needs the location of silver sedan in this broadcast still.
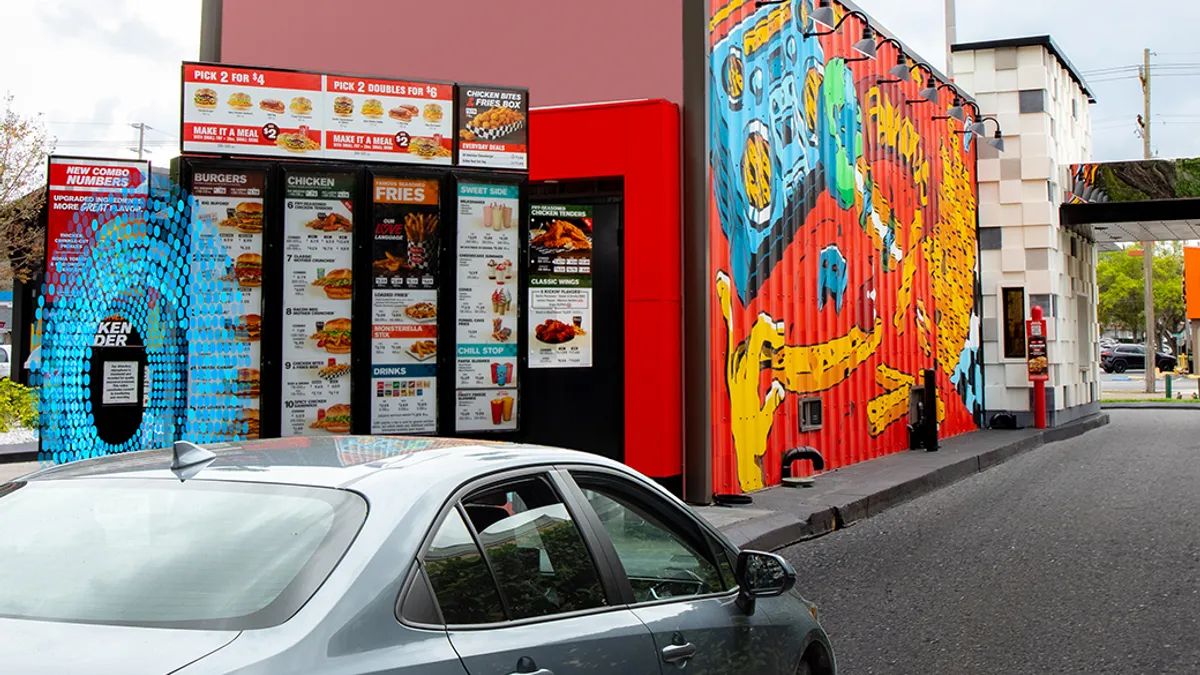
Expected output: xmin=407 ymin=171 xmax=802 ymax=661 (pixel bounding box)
xmin=0 ymin=437 xmax=836 ymax=674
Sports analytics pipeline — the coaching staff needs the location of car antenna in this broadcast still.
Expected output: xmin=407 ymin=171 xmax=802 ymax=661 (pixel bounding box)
xmin=171 ymin=440 xmax=216 ymax=482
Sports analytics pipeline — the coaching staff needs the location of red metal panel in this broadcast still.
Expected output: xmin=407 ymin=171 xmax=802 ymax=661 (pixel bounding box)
xmin=529 ymin=100 xmax=683 ymax=479
xmin=708 ymin=2 xmax=981 ymax=495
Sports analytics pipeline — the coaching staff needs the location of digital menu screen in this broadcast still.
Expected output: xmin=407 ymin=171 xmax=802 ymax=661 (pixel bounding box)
xmin=324 ymin=77 xmax=453 ymax=165
xmin=528 ymin=203 xmax=593 ymax=369
xmin=188 ymin=169 xmax=267 ymax=438
xmin=455 ymin=182 xmax=520 ymax=432
xmin=183 ymin=63 xmax=324 ymax=159
xmin=371 ymin=176 xmax=441 ymax=434
xmin=455 ymin=86 xmax=529 ymax=170
xmin=181 ymin=62 xmax=455 ymax=165
xmin=280 ymin=171 xmax=356 ymax=436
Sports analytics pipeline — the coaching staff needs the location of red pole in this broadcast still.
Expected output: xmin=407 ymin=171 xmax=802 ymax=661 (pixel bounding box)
xmin=1031 ymin=305 xmax=1047 ymax=429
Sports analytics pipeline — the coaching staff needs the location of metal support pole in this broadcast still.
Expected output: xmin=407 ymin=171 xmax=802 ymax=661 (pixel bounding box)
xmin=945 ymin=0 xmax=957 ymax=77
xmin=1141 ymin=48 xmax=1156 ymax=395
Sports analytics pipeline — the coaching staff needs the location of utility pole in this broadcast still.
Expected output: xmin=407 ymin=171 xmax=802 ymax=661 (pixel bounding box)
xmin=945 ymin=0 xmax=957 ymax=77
xmin=129 ymin=122 xmax=147 ymax=160
xmin=1140 ymin=48 xmax=1156 ymax=393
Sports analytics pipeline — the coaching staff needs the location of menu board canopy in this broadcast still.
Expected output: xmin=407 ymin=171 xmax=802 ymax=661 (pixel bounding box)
xmin=181 ymin=62 xmax=527 ymax=171
xmin=181 ymin=62 xmax=455 ymax=166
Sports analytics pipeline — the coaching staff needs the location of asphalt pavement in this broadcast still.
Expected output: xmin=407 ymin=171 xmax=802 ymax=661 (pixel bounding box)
xmin=782 ymin=410 xmax=1200 ymax=674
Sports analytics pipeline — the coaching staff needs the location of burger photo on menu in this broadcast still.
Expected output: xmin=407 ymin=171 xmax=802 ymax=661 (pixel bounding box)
xmin=234 ymin=253 xmax=263 ymax=287
xmin=276 ymin=132 xmax=320 ymax=154
xmin=236 ymin=408 xmax=261 ymax=440
xmin=228 ymin=92 xmax=253 ymax=111
xmin=259 ymin=98 xmax=285 ymax=114
xmin=423 ymin=104 xmax=443 ymax=123
xmin=234 ymin=202 xmax=263 ymax=233
xmin=312 ymin=268 xmax=353 ymax=300
xmin=290 ymin=96 xmax=313 ymax=115
xmin=333 ymin=96 xmax=354 ymax=117
xmin=193 ymin=88 xmax=217 ymax=110
xmin=309 ymin=403 xmax=352 ymax=434
xmin=311 ymin=317 xmax=352 ymax=354
xmin=235 ymin=368 xmax=261 ymax=398
xmin=361 ymin=99 xmax=384 ymax=118
xmin=234 ymin=314 xmax=262 ymax=342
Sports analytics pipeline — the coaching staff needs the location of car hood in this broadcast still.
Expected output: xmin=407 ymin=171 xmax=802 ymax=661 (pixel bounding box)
xmin=0 ymin=617 xmax=238 ymax=674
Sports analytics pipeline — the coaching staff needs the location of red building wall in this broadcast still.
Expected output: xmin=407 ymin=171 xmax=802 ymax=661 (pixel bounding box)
xmin=219 ymin=0 xmax=684 ymax=107
xmin=708 ymin=1 xmax=982 ymax=494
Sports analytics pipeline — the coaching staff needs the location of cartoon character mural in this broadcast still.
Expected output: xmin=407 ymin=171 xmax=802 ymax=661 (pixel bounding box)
xmin=709 ymin=0 xmax=982 ymax=493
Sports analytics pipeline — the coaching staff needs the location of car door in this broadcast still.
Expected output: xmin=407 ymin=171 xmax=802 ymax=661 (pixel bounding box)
xmin=1130 ymin=346 xmax=1146 ymax=369
xmin=418 ymin=470 xmax=661 ymax=675
xmin=565 ymin=469 xmax=796 ymax=674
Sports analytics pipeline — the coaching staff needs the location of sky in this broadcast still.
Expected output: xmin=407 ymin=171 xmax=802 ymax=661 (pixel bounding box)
xmin=1 ymin=0 xmax=1197 ymax=165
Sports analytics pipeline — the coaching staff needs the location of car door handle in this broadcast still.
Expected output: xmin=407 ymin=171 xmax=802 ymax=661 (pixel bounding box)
xmin=662 ymin=642 xmax=697 ymax=663
xmin=510 ymin=656 xmax=554 ymax=675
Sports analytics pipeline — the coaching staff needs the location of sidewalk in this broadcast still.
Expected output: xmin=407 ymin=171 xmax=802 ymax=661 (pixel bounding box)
xmin=0 ymin=460 xmax=40 ymax=483
xmin=697 ymin=413 xmax=1110 ymax=551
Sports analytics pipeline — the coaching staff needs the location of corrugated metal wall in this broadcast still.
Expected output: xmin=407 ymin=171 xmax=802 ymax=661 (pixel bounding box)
xmin=708 ymin=1 xmax=982 ymax=494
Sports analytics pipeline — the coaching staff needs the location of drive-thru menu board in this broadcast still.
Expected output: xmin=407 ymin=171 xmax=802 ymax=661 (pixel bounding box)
xmin=528 ymin=204 xmax=593 ymax=369
xmin=281 ymin=171 xmax=356 ymax=436
xmin=189 ymin=169 xmax=266 ymax=434
xmin=183 ymin=64 xmax=324 ymax=159
xmin=182 ymin=62 xmax=454 ymax=165
xmin=46 ymin=157 xmax=149 ymax=298
xmin=371 ymin=177 xmax=441 ymax=434
xmin=325 ymin=77 xmax=453 ymax=164
xmin=455 ymin=86 xmax=529 ymax=170
xmin=455 ymin=183 xmax=520 ymax=431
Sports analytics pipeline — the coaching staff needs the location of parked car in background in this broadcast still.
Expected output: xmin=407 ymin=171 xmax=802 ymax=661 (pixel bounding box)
xmin=1101 ymin=343 xmax=1177 ymax=373
xmin=0 ymin=437 xmax=837 ymax=675
xmin=0 ymin=345 xmax=11 ymax=380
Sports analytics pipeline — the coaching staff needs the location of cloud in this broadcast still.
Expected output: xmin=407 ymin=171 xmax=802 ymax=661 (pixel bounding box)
xmin=861 ymin=0 xmax=1200 ymax=160
xmin=37 ymin=0 xmax=181 ymax=61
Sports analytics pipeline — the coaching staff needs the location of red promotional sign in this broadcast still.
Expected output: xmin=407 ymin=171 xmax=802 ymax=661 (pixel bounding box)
xmin=45 ymin=157 xmax=150 ymax=299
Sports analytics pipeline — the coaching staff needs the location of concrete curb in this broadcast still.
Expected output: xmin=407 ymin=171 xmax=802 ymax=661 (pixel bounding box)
xmin=720 ymin=414 xmax=1110 ymax=552
xmin=0 ymin=442 xmax=37 ymax=464
xmin=1102 ymin=402 xmax=1200 ymax=410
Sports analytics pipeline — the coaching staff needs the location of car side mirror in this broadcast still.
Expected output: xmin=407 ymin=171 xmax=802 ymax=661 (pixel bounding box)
xmin=735 ymin=550 xmax=797 ymax=614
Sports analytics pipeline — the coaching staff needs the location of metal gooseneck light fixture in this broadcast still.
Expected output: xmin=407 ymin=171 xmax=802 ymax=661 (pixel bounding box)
xmin=958 ymin=105 xmax=1007 ymax=152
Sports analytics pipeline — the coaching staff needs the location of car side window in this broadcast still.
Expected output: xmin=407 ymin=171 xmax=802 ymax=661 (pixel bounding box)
xmin=423 ymin=508 xmax=507 ymax=625
xmin=574 ymin=475 xmax=725 ymax=603
xmin=461 ymin=476 xmax=608 ymax=621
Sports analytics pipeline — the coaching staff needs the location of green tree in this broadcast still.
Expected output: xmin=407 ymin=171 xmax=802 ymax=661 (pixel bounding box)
xmin=0 ymin=93 xmax=54 ymax=286
xmin=1097 ymin=243 xmax=1185 ymax=349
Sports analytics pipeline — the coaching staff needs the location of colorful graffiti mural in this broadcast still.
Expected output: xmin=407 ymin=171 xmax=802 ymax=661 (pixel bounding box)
xmin=709 ymin=0 xmax=982 ymax=494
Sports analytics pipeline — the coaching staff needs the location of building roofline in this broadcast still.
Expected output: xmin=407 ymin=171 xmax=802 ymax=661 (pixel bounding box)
xmin=952 ymin=35 xmax=1096 ymax=103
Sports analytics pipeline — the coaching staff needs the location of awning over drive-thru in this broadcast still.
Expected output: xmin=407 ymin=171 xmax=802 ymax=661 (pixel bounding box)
xmin=1063 ymin=159 xmax=1200 ymax=250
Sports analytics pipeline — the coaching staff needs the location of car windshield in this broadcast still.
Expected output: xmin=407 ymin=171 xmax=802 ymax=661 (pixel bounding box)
xmin=0 ymin=479 xmax=366 ymax=630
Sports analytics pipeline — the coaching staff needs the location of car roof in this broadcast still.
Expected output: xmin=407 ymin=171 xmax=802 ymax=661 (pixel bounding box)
xmin=18 ymin=436 xmax=632 ymax=489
